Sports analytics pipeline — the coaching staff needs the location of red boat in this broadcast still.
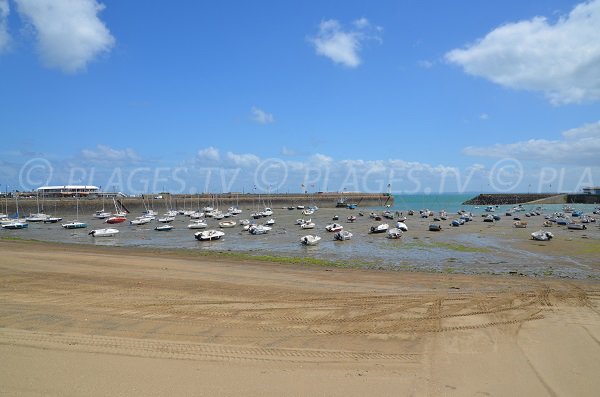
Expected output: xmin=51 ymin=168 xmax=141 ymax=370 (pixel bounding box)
xmin=106 ymin=216 xmax=127 ymax=224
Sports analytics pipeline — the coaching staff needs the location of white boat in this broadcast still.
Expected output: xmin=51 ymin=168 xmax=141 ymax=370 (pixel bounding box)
xmin=264 ymin=218 xmax=275 ymax=226
xmin=261 ymin=207 xmax=273 ymax=217
xmin=43 ymin=216 xmax=62 ymax=223
xmin=25 ymin=213 xmax=49 ymax=222
xmin=300 ymin=222 xmax=315 ymax=229
xmin=485 ymin=206 xmax=496 ymax=212
xmin=295 ymin=218 xmax=310 ymax=225
xmin=334 ymin=230 xmax=353 ymax=241
xmin=302 ymin=208 xmax=314 ymax=216
xmin=300 ymin=235 xmax=321 ymax=246
xmin=154 ymin=225 xmax=173 ymax=231
xmin=228 ymin=206 xmax=242 ymax=215
xmin=325 ymin=223 xmax=344 ymax=232
xmin=347 ymin=215 xmax=357 ymax=223
xmin=130 ymin=217 xmax=151 ymax=225
xmin=387 ymin=228 xmax=402 ymax=239
xmin=62 ymin=221 xmax=87 ymax=229
xmin=187 ymin=220 xmax=207 ymax=229
xmin=396 ymin=221 xmax=408 ymax=231
xmin=239 ymin=219 xmax=251 ymax=226
xmin=88 ymin=228 xmax=119 ymax=237
xmin=219 ymin=220 xmax=237 ymax=228
xmin=1 ymin=221 xmax=29 ymax=230
xmin=249 ymin=225 xmax=271 ymax=235
xmin=195 ymin=229 xmax=224 ymax=241
xmin=157 ymin=216 xmax=175 ymax=223
xmin=190 ymin=211 xmax=204 ymax=219
xmin=567 ymin=223 xmax=586 ymax=230
xmin=483 ymin=214 xmax=495 ymax=222
xmin=531 ymin=230 xmax=553 ymax=241
xmin=369 ymin=223 xmax=389 ymax=234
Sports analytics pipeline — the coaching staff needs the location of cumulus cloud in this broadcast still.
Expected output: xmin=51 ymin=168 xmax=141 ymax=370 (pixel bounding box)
xmin=250 ymin=106 xmax=274 ymax=124
xmin=445 ymin=0 xmax=600 ymax=104
xmin=197 ymin=146 xmax=220 ymax=162
xmin=463 ymin=121 xmax=600 ymax=165
xmin=226 ymin=151 xmax=261 ymax=167
xmin=309 ymin=18 xmax=381 ymax=68
xmin=81 ymin=144 xmax=140 ymax=163
xmin=0 ymin=0 xmax=10 ymax=52
xmin=16 ymin=0 xmax=115 ymax=73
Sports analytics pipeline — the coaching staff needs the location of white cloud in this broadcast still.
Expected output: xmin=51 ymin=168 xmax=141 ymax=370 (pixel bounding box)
xmin=0 ymin=0 xmax=10 ymax=52
xmin=15 ymin=0 xmax=115 ymax=73
xmin=226 ymin=151 xmax=260 ymax=167
xmin=479 ymin=113 xmax=489 ymax=120
xmin=251 ymin=106 xmax=274 ymax=124
xmin=445 ymin=0 xmax=600 ymax=104
xmin=81 ymin=144 xmax=140 ymax=163
xmin=281 ymin=146 xmax=297 ymax=156
xmin=418 ymin=60 xmax=434 ymax=69
xmin=309 ymin=18 xmax=381 ymax=68
xmin=197 ymin=146 xmax=220 ymax=162
xmin=463 ymin=121 xmax=600 ymax=165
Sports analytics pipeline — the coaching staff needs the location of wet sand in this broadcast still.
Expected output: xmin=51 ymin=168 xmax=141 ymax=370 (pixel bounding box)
xmin=1 ymin=239 xmax=599 ymax=396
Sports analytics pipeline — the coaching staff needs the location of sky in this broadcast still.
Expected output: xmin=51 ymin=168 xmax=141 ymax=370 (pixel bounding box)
xmin=1 ymin=0 xmax=599 ymax=194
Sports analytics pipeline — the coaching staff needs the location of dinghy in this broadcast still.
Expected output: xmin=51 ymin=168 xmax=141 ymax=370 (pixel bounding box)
xmin=428 ymin=224 xmax=442 ymax=231
xmin=334 ymin=230 xmax=353 ymax=241
xmin=154 ymin=225 xmax=173 ymax=231
xmin=195 ymin=229 xmax=224 ymax=241
xmin=325 ymin=223 xmax=344 ymax=232
xmin=396 ymin=221 xmax=408 ymax=231
xmin=219 ymin=220 xmax=237 ymax=228
xmin=369 ymin=223 xmax=389 ymax=234
xmin=89 ymin=228 xmax=119 ymax=237
xmin=387 ymin=228 xmax=402 ymax=239
xmin=187 ymin=220 xmax=208 ymax=229
xmin=531 ymin=230 xmax=554 ymax=241
xmin=300 ymin=235 xmax=321 ymax=246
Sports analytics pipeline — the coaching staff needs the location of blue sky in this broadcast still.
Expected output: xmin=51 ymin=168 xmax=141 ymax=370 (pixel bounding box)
xmin=1 ymin=0 xmax=599 ymax=194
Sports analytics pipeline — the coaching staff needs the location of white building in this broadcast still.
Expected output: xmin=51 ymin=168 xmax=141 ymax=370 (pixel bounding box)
xmin=37 ymin=185 xmax=99 ymax=197
xmin=582 ymin=187 xmax=600 ymax=195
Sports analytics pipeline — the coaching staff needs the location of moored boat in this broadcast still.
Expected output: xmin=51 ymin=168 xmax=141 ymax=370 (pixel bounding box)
xmin=89 ymin=228 xmax=119 ymax=237
xmin=325 ymin=223 xmax=343 ymax=232
xmin=531 ymin=230 xmax=553 ymax=241
xmin=369 ymin=223 xmax=389 ymax=234
xmin=334 ymin=230 xmax=353 ymax=241
xmin=195 ymin=229 xmax=224 ymax=241
xmin=387 ymin=228 xmax=402 ymax=239
xmin=300 ymin=235 xmax=321 ymax=246
xmin=154 ymin=225 xmax=173 ymax=231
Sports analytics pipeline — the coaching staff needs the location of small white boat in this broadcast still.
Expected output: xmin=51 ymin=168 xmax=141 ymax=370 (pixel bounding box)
xmin=396 ymin=221 xmax=408 ymax=231
xmin=89 ymin=228 xmax=119 ymax=237
xmin=239 ymin=219 xmax=251 ymax=226
xmin=334 ymin=230 xmax=353 ymax=241
xmin=157 ymin=216 xmax=175 ymax=223
xmin=325 ymin=223 xmax=343 ymax=232
xmin=2 ymin=221 xmax=29 ymax=230
xmin=567 ymin=223 xmax=586 ymax=230
xmin=387 ymin=228 xmax=402 ymax=239
xmin=187 ymin=220 xmax=208 ymax=229
xmin=261 ymin=208 xmax=273 ymax=217
xmin=347 ymin=215 xmax=357 ymax=223
xmin=130 ymin=217 xmax=151 ymax=225
xmin=296 ymin=218 xmax=310 ymax=225
xmin=62 ymin=221 xmax=87 ymax=229
xmin=93 ymin=210 xmax=111 ymax=219
xmin=219 ymin=220 xmax=237 ymax=228
xmin=300 ymin=235 xmax=321 ymax=245
xmin=302 ymin=208 xmax=314 ymax=216
xmin=43 ymin=216 xmax=62 ymax=223
xmin=249 ymin=225 xmax=271 ymax=235
xmin=25 ymin=213 xmax=49 ymax=222
xmin=485 ymin=205 xmax=496 ymax=212
xmin=190 ymin=212 xmax=204 ymax=219
xmin=369 ymin=223 xmax=389 ymax=234
xmin=264 ymin=218 xmax=275 ymax=226
xmin=531 ymin=230 xmax=554 ymax=241
xmin=228 ymin=206 xmax=242 ymax=215
xmin=483 ymin=214 xmax=495 ymax=223
xmin=154 ymin=225 xmax=173 ymax=231
xmin=195 ymin=229 xmax=224 ymax=241
xmin=300 ymin=222 xmax=315 ymax=229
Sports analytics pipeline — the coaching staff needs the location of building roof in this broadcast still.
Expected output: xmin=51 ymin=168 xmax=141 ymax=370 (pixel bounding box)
xmin=37 ymin=185 xmax=99 ymax=190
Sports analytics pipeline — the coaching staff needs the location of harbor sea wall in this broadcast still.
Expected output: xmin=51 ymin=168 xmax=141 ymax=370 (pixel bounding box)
xmin=463 ymin=193 xmax=600 ymax=206
xmin=6 ymin=193 xmax=392 ymax=215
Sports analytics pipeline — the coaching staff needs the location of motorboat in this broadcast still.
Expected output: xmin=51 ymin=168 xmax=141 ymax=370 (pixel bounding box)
xmin=130 ymin=217 xmax=151 ymax=225
xmin=89 ymin=228 xmax=119 ymax=237
xmin=154 ymin=225 xmax=173 ymax=231
xmin=43 ymin=216 xmax=62 ymax=223
xmin=369 ymin=223 xmax=389 ymax=234
xmin=300 ymin=235 xmax=321 ymax=246
xmin=302 ymin=208 xmax=314 ymax=216
xmin=332 ymin=215 xmax=339 ymax=221
xmin=195 ymin=229 xmax=224 ymax=241
xmin=1 ymin=221 xmax=29 ymax=230
xmin=264 ymin=218 xmax=275 ymax=226
xmin=187 ymin=220 xmax=208 ymax=229
xmin=428 ymin=224 xmax=442 ymax=231
xmin=261 ymin=208 xmax=273 ymax=217
xmin=513 ymin=221 xmax=528 ymax=228
xmin=249 ymin=225 xmax=271 ymax=235
xmin=239 ymin=219 xmax=251 ymax=226
xmin=531 ymin=230 xmax=553 ymax=241
xmin=485 ymin=206 xmax=496 ymax=212
xmin=300 ymin=222 xmax=315 ymax=229
xmin=334 ymin=230 xmax=352 ymax=241
xmin=387 ymin=228 xmax=402 ymax=239
xmin=157 ymin=216 xmax=175 ymax=223
xmin=451 ymin=219 xmax=461 ymax=227
xmin=347 ymin=215 xmax=357 ymax=223
xmin=325 ymin=223 xmax=343 ymax=232
xmin=567 ymin=223 xmax=586 ymax=230
xmin=228 ymin=206 xmax=243 ymax=215
xmin=483 ymin=214 xmax=495 ymax=223
xmin=396 ymin=221 xmax=408 ymax=231
xmin=219 ymin=220 xmax=237 ymax=228
xmin=190 ymin=212 xmax=204 ymax=219
xmin=93 ymin=210 xmax=111 ymax=219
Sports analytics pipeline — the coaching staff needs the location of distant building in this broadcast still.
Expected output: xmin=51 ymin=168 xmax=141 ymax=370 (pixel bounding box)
xmin=37 ymin=185 xmax=99 ymax=197
xmin=582 ymin=186 xmax=600 ymax=195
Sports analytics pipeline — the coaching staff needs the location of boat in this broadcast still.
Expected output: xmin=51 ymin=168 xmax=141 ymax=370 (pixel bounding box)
xmin=264 ymin=218 xmax=275 ymax=226
xmin=369 ymin=223 xmax=389 ymax=234
xmin=531 ymin=230 xmax=553 ymax=241
xmin=567 ymin=223 xmax=586 ymax=230
xmin=555 ymin=217 xmax=570 ymax=225
xmin=187 ymin=220 xmax=208 ymax=229
xmin=195 ymin=229 xmax=225 ymax=241
xmin=513 ymin=221 xmax=528 ymax=228
xmin=302 ymin=208 xmax=314 ymax=216
xmin=190 ymin=211 xmax=204 ymax=219
xmin=88 ymin=228 xmax=119 ymax=237
xmin=261 ymin=207 xmax=273 ymax=217
xmin=387 ymin=228 xmax=402 ymax=239
xmin=157 ymin=216 xmax=175 ymax=223
xmin=249 ymin=225 xmax=271 ymax=235
xmin=106 ymin=216 xmax=127 ymax=224
xmin=25 ymin=213 xmax=48 ymax=222
xmin=325 ymin=223 xmax=343 ymax=232
xmin=346 ymin=204 xmax=357 ymax=210
xmin=334 ymin=230 xmax=353 ymax=241
xmin=228 ymin=206 xmax=242 ymax=215
xmin=300 ymin=222 xmax=315 ymax=229
xmin=451 ymin=219 xmax=461 ymax=227
xmin=347 ymin=215 xmax=357 ymax=223
xmin=43 ymin=216 xmax=62 ymax=223
xmin=62 ymin=221 xmax=87 ymax=229
xmin=296 ymin=205 xmax=305 ymax=209
xmin=130 ymin=217 xmax=151 ymax=225
xmin=219 ymin=220 xmax=237 ymax=228
xmin=332 ymin=215 xmax=339 ymax=221
xmin=93 ymin=210 xmax=111 ymax=219
xmin=239 ymin=219 xmax=251 ymax=226
xmin=1 ymin=221 xmax=29 ymax=230
xmin=483 ymin=214 xmax=495 ymax=223
xmin=300 ymin=235 xmax=321 ymax=245
xmin=543 ymin=220 xmax=553 ymax=227
xmin=396 ymin=221 xmax=408 ymax=231
xmin=428 ymin=224 xmax=442 ymax=231
xmin=154 ymin=225 xmax=173 ymax=231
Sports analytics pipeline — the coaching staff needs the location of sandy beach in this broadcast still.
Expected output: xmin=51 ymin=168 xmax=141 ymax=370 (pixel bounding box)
xmin=1 ymin=239 xmax=599 ymax=396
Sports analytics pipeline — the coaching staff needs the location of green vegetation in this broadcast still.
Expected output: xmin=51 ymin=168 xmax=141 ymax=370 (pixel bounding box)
xmin=407 ymin=240 xmax=490 ymax=253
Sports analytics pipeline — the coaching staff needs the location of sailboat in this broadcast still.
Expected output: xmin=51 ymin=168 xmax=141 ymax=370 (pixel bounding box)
xmin=2 ymin=192 xmax=28 ymax=229
xmin=62 ymin=195 xmax=87 ymax=229
xmin=93 ymin=193 xmax=111 ymax=219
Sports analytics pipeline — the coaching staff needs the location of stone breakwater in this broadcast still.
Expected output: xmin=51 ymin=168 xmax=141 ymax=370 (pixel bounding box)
xmin=463 ymin=193 xmax=600 ymax=206
xmin=7 ymin=193 xmax=392 ymax=215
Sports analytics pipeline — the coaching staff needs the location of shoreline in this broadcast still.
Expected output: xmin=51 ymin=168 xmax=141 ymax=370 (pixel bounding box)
xmin=1 ymin=239 xmax=599 ymax=395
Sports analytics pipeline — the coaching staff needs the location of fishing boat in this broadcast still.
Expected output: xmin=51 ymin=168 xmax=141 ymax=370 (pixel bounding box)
xmin=195 ymin=229 xmax=224 ymax=241
xmin=187 ymin=220 xmax=208 ymax=229
xmin=1 ymin=221 xmax=29 ymax=230
xmin=531 ymin=230 xmax=553 ymax=241
xmin=325 ymin=223 xmax=343 ymax=232
xmin=567 ymin=223 xmax=586 ymax=230
xmin=154 ymin=224 xmax=173 ymax=231
xmin=300 ymin=235 xmax=321 ymax=246
xmin=396 ymin=221 xmax=408 ymax=231
xmin=387 ymin=228 xmax=402 ymax=239
xmin=334 ymin=230 xmax=352 ymax=241
xmin=88 ymin=228 xmax=119 ymax=237
xmin=219 ymin=220 xmax=236 ymax=228
xmin=369 ymin=223 xmax=389 ymax=234
xmin=428 ymin=224 xmax=442 ymax=231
